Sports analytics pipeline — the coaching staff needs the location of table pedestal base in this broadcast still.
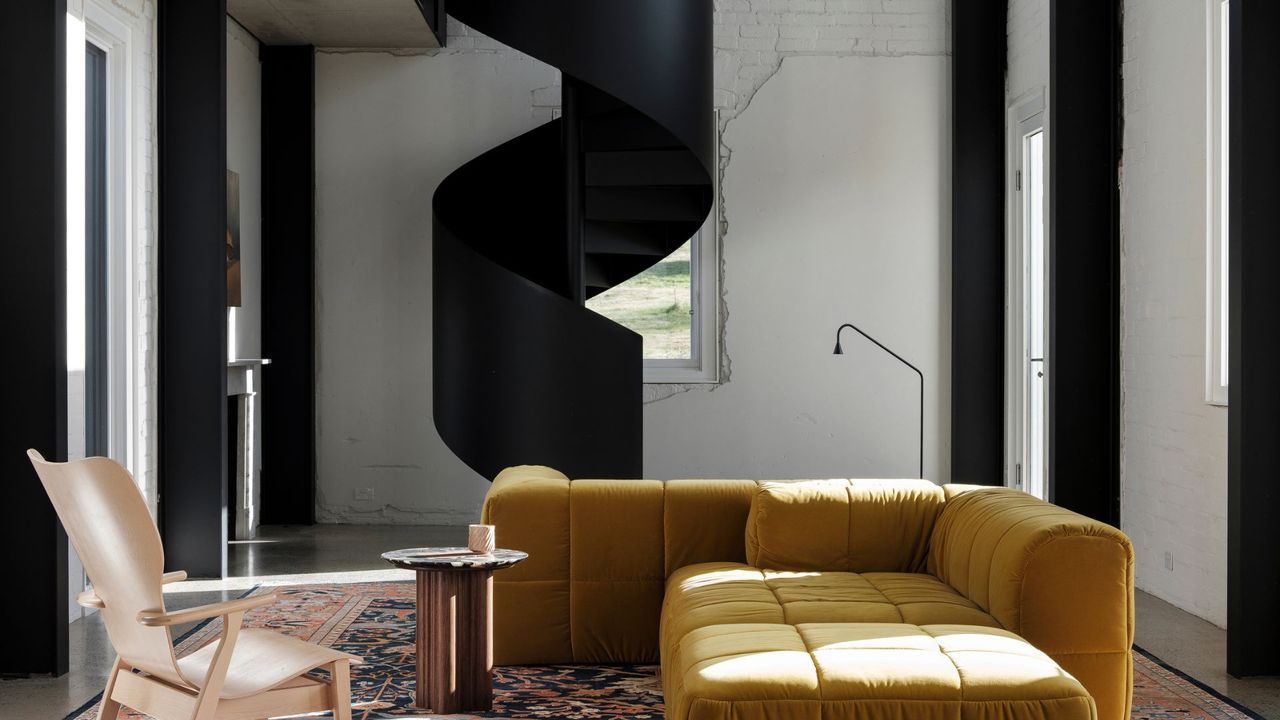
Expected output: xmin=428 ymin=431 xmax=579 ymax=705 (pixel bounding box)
xmin=415 ymin=569 xmax=494 ymax=713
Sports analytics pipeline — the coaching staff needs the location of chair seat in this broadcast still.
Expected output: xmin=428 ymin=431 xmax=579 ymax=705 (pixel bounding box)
xmin=667 ymin=623 xmax=1095 ymax=720
xmin=177 ymin=628 xmax=361 ymax=699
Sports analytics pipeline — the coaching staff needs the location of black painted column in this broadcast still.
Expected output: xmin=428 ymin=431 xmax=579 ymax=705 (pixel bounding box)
xmin=158 ymin=0 xmax=228 ymax=578
xmin=0 ymin=0 xmax=69 ymax=676
xmin=950 ymin=0 xmax=1006 ymax=485
xmin=1227 ymin=0 xmax=1280 ymax=679
xmin=261 ymin=46 xmax=316 ymax=525
xmin=1048 ymin=0 xmax=1121 ymax=526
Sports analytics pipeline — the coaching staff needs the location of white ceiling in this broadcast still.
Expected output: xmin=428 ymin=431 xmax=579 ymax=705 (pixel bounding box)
xmin=229 ymin=0 xmax=442 ymax=49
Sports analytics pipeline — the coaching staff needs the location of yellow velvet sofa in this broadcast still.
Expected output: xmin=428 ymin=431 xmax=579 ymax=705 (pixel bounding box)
xmin=481 ymin=466 xmax=1134 ymax=720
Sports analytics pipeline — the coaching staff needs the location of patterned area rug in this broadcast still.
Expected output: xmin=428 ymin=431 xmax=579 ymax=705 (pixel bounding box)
xmin=67 ymin=581 xmax=1262 ymax=720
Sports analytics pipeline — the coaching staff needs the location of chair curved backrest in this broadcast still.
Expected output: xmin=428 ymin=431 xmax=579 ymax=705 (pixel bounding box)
xmin=27 ymin=450 xmax=184 ymax=686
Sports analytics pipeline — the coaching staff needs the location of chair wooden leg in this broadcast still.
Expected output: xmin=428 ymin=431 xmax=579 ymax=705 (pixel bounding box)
xmin=191 ymin=613 xmax=243 ymax=720
xmin=98 ymin=657 xmax=124 ymax=720
xmin=331 ymin=660 xmax=353 ymax=720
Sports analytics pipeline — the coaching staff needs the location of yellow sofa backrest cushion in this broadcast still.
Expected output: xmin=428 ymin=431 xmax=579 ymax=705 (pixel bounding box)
xmin=481 ymin=466 xmax=759 ymax=663
xmin=744 ymin=479 xmax=946 ymax=572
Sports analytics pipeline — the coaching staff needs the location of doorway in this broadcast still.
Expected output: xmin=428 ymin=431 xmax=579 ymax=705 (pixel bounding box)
xmin=1007 ymin=92 xmax=1049 ymax=501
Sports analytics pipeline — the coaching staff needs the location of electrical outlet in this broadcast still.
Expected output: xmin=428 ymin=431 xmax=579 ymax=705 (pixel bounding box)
xmin=1164 ymin=551 xmax=1174 ymax=571
xmin=354 ymin=487 xmax=375 ymax=502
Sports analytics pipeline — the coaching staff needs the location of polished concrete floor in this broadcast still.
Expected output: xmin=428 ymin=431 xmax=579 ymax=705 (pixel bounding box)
xmin=1134 ymin=591 xmax=1280 ymax=718
xmin=2 ymin=524 xmax=1277 ymax=719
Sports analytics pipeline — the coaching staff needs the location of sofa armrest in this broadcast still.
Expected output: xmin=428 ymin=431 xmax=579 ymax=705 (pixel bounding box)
xmin=930 ymin=486 xmax=1134 ymax=720
xmin=480 ymin=466 xmax=573 ymax=664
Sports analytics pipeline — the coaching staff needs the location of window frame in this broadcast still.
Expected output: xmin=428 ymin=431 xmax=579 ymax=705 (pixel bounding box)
xmin=641 ymin=197 xmax=720 ymax=385
xmin=1004 ymin=88 xmax=1049 ymax=494
xmin=1205 ymin=0 xmax=1230 ymax=406
xmin=587 ymin=109 xmax=721 ymax=385
xmin=83 ymin=0 xmax=139 ymax=471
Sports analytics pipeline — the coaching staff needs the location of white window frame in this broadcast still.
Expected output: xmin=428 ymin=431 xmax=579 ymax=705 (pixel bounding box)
xmin=66 ymin=0 xmax=146 ymax=623
xmin=1205 ymin=0 xmax=1230 ymax=406
xmin=643 ymin=178 xmax=720 ymax=385
xmin=1005 ymin=88 xmax=1049 ymax=494
xmin=83 ymin=1 xmax=139 ymax=469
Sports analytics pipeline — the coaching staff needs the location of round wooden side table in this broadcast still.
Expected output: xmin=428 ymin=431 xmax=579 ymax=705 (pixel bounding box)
xmin=382 ymin=547 xmax=527 ymax=713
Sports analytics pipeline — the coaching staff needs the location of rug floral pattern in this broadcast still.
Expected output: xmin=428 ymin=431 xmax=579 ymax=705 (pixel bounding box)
xmin=68 ymin=581 xmax=1259 ymax=720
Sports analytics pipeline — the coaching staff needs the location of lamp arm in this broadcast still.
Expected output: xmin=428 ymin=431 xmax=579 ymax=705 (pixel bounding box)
xmin=835 ymin=324 xmax=924 ymax=380
xmin=834 ymin=323 xmax=925 ymax=479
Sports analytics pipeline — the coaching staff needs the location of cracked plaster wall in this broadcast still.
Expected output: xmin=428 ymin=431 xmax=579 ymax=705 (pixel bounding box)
xmin=314 ymin=1 xmax=951 ymax=523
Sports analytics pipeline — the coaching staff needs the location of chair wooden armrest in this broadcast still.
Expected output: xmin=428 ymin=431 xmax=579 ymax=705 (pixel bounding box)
xmin=136 ymin=594 xmax=278 ymax=627
xmin=77 ymin=571 xmax=187 ymax=610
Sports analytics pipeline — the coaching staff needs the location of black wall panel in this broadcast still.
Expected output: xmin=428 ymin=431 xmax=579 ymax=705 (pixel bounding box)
xmin=261 ymin=46 xmax=317 ymax=525
xmin=1227 ymin=0 xmax=1280 ymax=678
xmin=1047 ymin=0 xmax=1121 ymax=526
xmin=951 ymin=0 xmax=1007 ymax=486
xmin=0 ymin=0 xmax=69 ymax=676
xmin=158 ymin=0 xmax=229 ymax=578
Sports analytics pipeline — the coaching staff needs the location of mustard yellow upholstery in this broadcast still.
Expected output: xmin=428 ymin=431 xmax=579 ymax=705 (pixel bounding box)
xmin=745 ymin=479 xmax=945 ymax=572
xmin=661 ymin=564 xmax=1000 ymax=647
xmin=665 ymin=623 xmax=1095 ymax=720
xmin=481 ymin=471 xmax=1133 ymax=720
xmin=929 ymin=487 xmax=1135 ymax=720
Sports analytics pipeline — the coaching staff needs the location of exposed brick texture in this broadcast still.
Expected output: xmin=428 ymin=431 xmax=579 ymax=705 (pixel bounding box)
xmin=1119 ymin=0 xmax=1227 ymax=627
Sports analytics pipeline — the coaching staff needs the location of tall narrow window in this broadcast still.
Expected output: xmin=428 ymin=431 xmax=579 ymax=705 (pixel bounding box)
xmin=1006 ymin=91 xmax=1049 ymax=501
xmin=1206 ymin=0 xmax=1230 ymax=405
xmin=85 ymin=42 xmax=109 ymax=457
xmin=1024 ymin=129 xmax=1048 ymax=501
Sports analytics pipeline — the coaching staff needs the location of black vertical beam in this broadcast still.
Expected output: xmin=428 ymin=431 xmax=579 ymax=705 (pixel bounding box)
xmin=415 ymin=0 xmax=448 ymax=44
xmin=562 ymin=75 xmax=585 ymax=305
xmin=0 ymin=0 xmax=68 ymax=676
xmin=261 ymin=46 xmax=316 ymax=525
xmin=1048 ymin=0 xmax=1121 ymax=526
xmin=950 ymin=0 xmax=1006 ymax=485
xmin=1227 ymin=0 xmax=1280 ymax=679
xmin=159 ymin=0 xmax=228 ymax=578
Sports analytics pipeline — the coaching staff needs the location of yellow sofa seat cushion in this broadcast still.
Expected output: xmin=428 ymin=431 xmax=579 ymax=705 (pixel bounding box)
xmin=744 ymin=479 xmax=946 ymax=572
xmin=665 ymin=623 xmax=1096 ymax=720
xmin=662 ymin=562 xmax=1001 ymax=650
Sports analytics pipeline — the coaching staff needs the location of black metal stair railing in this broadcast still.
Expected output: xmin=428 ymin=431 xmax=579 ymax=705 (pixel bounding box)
xmin=432 ymin=0 xmax=714 ymax=480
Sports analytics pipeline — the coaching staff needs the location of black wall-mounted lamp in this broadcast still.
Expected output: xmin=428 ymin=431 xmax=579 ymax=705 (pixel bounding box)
xmin=833 ymin=323 xmax=924 ymax=480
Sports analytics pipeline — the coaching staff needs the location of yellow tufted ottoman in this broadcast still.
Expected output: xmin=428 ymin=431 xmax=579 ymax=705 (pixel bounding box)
xmin=665 ymin=623 xmax=1096 ymax=720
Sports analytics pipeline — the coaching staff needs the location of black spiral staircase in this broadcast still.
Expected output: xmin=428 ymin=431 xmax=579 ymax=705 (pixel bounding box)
xmin=432 ymin=0 xmax=715 ymax=480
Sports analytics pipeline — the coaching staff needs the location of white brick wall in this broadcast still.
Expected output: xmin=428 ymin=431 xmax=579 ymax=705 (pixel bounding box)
xmin=1007 ymin=0 xmax=1047 ymax=101
xmin=1120 ymin=0 xmax=1228 ymax=627
xmin=712 ymin=0 xmax=949 ymax=117
xmin=125 ymin=0 xmax=159 ymax=514
xmin=454 ymin=0 xmax=949 ymax=282
xmin=448 ymin=0 xmax=949 ymax=130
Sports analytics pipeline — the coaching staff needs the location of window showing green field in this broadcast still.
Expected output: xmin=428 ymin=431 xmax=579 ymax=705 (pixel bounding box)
xmin=586 ymin=240 xmax=692 ymax=359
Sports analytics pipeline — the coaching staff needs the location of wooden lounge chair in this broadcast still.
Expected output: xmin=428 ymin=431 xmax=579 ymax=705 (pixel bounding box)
xmin=28 ymin=450 xmax=361 ymax=720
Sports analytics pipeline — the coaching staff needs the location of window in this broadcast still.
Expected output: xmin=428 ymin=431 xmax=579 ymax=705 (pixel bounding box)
xmin=587 ymin=213 xmax=719 ymax=383
xmin=1206 ymin=0 xmax=1229 ymax=405
xmin=67 ymin=0 xmax=140 ymax=472
xmin=585 ymin=122 xmax=720 ymax=384
xmin=1005 ymin=90 xmax=1049 ymax=500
